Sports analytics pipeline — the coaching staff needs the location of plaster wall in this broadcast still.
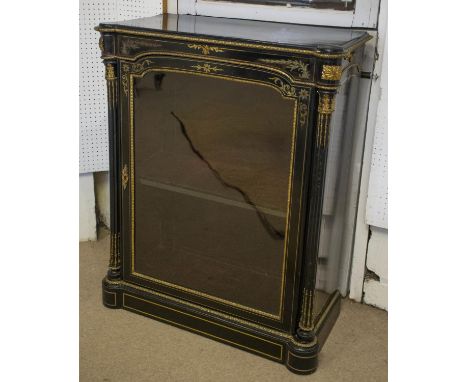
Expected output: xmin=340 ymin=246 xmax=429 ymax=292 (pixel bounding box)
xmin=79 ymin=173 xmax=97 ymax=241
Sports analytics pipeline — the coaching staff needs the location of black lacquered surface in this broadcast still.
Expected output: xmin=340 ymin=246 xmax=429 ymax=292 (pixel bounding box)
xmin=100 ymin=14 xmax=369 ymax=52
xmin=132 ymin=71 xmax=296 ymax=316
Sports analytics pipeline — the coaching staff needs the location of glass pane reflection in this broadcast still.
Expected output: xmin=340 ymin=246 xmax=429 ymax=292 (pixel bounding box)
xmin=133 ymin=71 xmax=296 ymax=316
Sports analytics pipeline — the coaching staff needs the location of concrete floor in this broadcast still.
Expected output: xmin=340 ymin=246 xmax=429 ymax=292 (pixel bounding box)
xmin=80 ymin=229 xmax=387 ymax=381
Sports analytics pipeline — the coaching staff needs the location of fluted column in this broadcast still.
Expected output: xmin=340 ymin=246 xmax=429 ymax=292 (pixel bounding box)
xmin=104 ymin=60 xmax=121 ymax=280
xmin=297 ymin=91 xmax=336 ymax=340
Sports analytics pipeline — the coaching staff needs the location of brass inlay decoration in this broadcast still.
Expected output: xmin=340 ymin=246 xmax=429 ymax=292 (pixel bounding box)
xmin=259 ymin=59 xmax=310 ymax=79
xmin=321 ymin=65 xmax=342 ymax=81
xmin=191 ymin=63 xmax=223 ymax=73
xmin=106 ymin=277 xmax=318 ymax=348
xmin=105 ymin=63 xmax=116 ymax=80
xmin=123 ymin=293 xmax=283 ymax=361
xmin=122 ymin=60 xmax=151 ymax=96
xmin=317 ymin=93 xmax=336 ymax=115
xmin=286 ymin=352 xmax=318 ymax=373
xmin=99 ymin=36 xmax=104 ymax=53
xmin=103 ymin=290 xmax=117 ymax=307
xmin=121 ymin=38 xmax=162 ymax=55
xmin=130 ymin=59 xmax=152 ymax=72
xmin=105 ymin=63 xmax=117 ymax=106
xmin=122 ymin=164 xmax=129 ymax=190
xmin=109 ymin=233 xmax=121 ymax=269
xmin=187 ymin=44 xmax=225 ymax=55
xmin=269 ymin=77 xmax=296 ymax=97
xmin=299 ymin=89 xmax=309 ymax=99
xmin=316 ymin=93 xmax=336 ymax=148
xmin=343 ymin=51 xmax=354 ymax=62
xmin=298 ymin=288 xmax=314 ymax=330
xmin=298 ymin=89 xmax=309 ymax=127
xmin=122 ymin=64 xmax=129 ymax=95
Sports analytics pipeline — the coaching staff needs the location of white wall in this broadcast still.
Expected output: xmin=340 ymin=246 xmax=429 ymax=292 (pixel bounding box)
xmin=176 ymin=0 xmax=379 ymax=28
xmin=79 ymin=173 xmax=97 ymax=241
xmin=94 ymin=172 xmax=111 ymax=227
xmin=79 ymin=0 xmax=164 ymax=240
xmin=363 ymin=27 xmax=387 ymax=310
xmin=349 ymin=0 xmax=387 ymax=310
xmin=363 ymin=227 xmax=388 ymax=309
xmin=79 ymin=0 xmax=164 ymax=174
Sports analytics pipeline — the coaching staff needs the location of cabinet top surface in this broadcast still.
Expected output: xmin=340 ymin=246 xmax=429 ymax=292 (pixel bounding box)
xmin=98 ymin=14 xmax=370 ymax=54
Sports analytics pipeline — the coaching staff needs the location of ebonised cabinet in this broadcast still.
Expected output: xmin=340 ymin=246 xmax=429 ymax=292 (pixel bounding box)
xmin=97 ymin=14 xmax=371 ymax=374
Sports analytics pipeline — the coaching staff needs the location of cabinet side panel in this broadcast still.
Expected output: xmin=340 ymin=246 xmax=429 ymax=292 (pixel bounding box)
xmin=314 ymin=51 xmax=365 ymax=316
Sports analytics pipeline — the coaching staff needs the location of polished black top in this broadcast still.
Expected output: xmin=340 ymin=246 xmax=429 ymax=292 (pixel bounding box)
xmin=99 ymin=14 xmax=370 ymax=53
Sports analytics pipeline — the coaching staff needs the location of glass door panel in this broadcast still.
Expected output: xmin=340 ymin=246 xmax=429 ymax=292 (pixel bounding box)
xmin=132 ymin=70 xmax=296 ymax=317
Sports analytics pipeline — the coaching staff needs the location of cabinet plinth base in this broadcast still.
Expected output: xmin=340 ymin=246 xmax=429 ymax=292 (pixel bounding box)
xmin=102 ymin=277 xmax=341 ymax=374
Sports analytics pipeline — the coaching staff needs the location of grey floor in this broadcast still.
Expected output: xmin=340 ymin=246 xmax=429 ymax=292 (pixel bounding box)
xmin=80 ymin=229 xmax=387 ymax=382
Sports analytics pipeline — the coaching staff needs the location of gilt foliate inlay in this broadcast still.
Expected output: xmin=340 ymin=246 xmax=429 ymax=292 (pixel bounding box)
xmin=130 ymin=59 xmax=152 ymax=73
xmin=187 ymin=44 xmax=224 ymax=55
xmin=298 ymin=89 xmax=310 ymax=127
xmin=105 ymin=64 xmax=116 ymax=80
xmin=122 ymin=164 xmax=129 ymax=190
xmin=191 ymin=63 xmax=223 ymax=73
xmin=109 ymin=233 xmax=121 ymax=269
xmin=121 ymin=38 xmax=162 ymax=54
xmin=321 ymin=65 xmax=342 ymax=81
xmin=121 ymin=60 xmax=152 ymax=95
xmin=259 ymin=59 xmax=310 ymax=79
xmin=298 ymin=288 xmax=314 ymax=330
xmin=269 ymin=77 xmax=296 ymax=97
xmin=318 ymin=93 xmax=336 ymax=114
xmin=315 ymin=93 xmax=337 ymax=148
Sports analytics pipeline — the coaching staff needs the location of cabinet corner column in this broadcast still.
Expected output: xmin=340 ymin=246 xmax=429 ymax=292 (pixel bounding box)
xmin=297 ymin=90 xmax=337 ymax=341
xmin=104 ymin=60 xmax=121 ymax=280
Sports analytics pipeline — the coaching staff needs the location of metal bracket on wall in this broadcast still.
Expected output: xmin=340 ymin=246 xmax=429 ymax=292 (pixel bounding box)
xmin=360 ymin=71 xmax=379 ymax=81
xmin=359 ymin=40 xmax=380 ymax=81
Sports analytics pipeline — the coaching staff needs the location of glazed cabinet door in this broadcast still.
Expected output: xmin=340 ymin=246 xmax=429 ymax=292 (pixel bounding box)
xmin=119 ymin=55 xmax=312 ymax=332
